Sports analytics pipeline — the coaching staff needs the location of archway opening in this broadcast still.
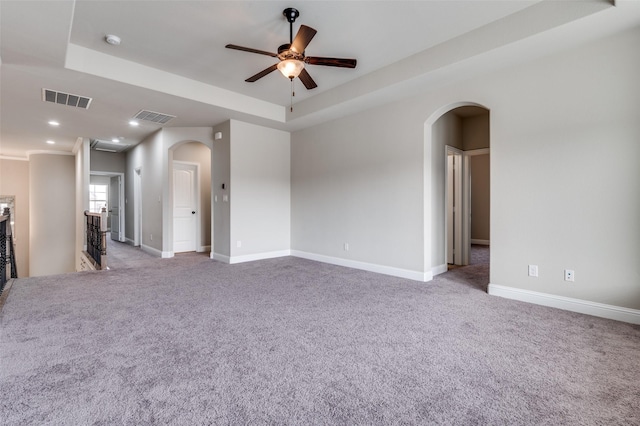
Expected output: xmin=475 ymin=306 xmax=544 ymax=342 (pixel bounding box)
xmin=425 ymin=102 xmax=490 ymax=282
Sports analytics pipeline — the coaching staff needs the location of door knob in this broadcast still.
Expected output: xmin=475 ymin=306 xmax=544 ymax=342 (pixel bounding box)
xmin=192 ymin=211 xmax=196 ymax=214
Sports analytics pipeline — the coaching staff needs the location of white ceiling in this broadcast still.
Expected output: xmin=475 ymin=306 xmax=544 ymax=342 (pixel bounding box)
xmin=1 ymin=0 xmax=639 ymax=159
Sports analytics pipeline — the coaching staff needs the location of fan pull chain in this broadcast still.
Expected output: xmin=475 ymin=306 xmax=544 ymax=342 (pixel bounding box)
xmin=290 ymin=78 xmax=295 ymax=112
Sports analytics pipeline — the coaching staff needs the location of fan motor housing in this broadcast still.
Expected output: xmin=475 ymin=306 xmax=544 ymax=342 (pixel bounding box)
xmin=277 ymin=44 xmax=304 ymax=61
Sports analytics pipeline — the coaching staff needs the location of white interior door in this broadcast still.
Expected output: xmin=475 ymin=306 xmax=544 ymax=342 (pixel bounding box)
xmin=173 ymin=163 xmax=197 ymax=253
xmin=109 ymin=175 xmax=124 ymax=242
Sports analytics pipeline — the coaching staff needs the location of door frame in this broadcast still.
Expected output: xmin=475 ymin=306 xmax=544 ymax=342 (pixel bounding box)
xmin=465 ymin=148 xmax=490 ymax=247
xmin=134 ymin=167 xmax=142 ymax=247
xmin=89 ymin=171 xmax=125 ymax=242
xmin=172 ymin=160 xmax=201 ymax=253
xmin=108 ymin=174 xmax=124 ymax=242
xmin=445 ymin=146 xmax=465 ymax=265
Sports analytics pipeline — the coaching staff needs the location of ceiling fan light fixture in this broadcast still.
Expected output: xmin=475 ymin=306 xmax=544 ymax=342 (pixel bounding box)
xmin=277 ymin=59 xmax=304 ymax=79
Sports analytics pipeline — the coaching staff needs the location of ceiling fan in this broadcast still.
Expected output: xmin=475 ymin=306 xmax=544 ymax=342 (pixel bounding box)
xmin=225 ymin=7 xmax=357 ymax=90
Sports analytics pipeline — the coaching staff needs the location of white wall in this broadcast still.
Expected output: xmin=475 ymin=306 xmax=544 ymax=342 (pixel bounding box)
xmin=229 ymin=120 xmax=290 ymax=260
xmin=291 ymin=26 xmax=640 ymax=310
xmin=0 ymin=158 xmax=30 ymax=277
xmin=30 ymin=153 xmax=76 ymax=276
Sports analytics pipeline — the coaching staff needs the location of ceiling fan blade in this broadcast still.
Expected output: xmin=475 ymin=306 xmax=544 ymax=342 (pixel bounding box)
xmin=225 ymin=44 xmax=277 ymax=58
xmin=291 ymin=25 xmax=317 ymax=54
xmin=305 ymin=57 xmax=357 ymax=68
xmin=246 ymin=64 xmax=279 ymax=82
xmin=298 ymin=68 xmax=317 ymax=90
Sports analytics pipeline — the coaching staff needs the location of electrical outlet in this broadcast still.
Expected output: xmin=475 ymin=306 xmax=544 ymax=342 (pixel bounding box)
xmin=344 ymin=243 xmax=349 ymax=251
xmin=150 ymin=234 xmax=153 ymax=241
xmin=528 ymin=265 xmax=538 ymax=277
xmin=237 ymin=240 xmax=242 ymax=248
xmin=564 ymin=269 xmax=575 ymax=282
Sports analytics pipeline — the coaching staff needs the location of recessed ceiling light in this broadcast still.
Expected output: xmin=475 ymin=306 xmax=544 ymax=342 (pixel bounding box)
xmin=105 ymin=34 xmax=121 ymax=46
xmin=46 ymin=140 xmax=55 ymax=145
xmin=111 ymin=138 xmax=120 ymax=143
xmin=129 ymin=120 xmax=139 ymax=126
xmin=48 ymin=120 xmax=60 ymax=126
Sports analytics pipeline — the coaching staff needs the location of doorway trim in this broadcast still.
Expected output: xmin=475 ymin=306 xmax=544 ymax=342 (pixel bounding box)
xmin=465 ymin=148 xmax=490 ymax=248
xmin=424 ymin=101 xmax=490 ymax=279
xmin=134 ymin=167 xmax=142 ymax=247
xmin=445 ymin=146 xmax=464 ymax=266
xmin=172 ymin=160 xmax=201 ymax=254
xmin=89 ymin=171 xmax=125 ymax=243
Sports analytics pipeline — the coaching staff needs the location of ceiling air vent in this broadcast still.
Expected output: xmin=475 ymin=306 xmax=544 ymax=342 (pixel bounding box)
xmin=133 ymin=110 xmax=176 ymax=124
xmin=42 ymin=88 xmax=92 ymax=109
xmin=90 ymin=139 xmax=130 ymax=153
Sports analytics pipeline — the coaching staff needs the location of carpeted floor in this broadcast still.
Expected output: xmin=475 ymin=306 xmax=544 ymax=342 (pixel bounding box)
xmin=105 ymin=233 xmax=160 ymax=270
xmin=1 ymin=252 xmax=638 ymax=425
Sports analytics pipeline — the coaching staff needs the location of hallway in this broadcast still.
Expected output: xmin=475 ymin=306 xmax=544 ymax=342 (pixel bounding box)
xmin=104 ymin=233 xmax=157 ymax=270
xmin=105 ymin=234 xmax=210 ymax=270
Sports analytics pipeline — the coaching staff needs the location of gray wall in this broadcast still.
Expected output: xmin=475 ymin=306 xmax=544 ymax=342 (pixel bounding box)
xmin=29 ymin=154 xmax=75 ymax=276
xmin=125 ymin=130 xmax=164 ymax=252
xmin=431 ymin=113 xmax=463 ymax=268
xmin=126 ymin=128 xmax=215 ymax=256
xmin=470 ymin=154 xmax=490 ymax=241
xmin=75 ymin=139 xmax=90 ymax=271
xmin=229 ymin=120 xmax=290 ymax=259
xmin=0 ymin=158 xmax=30 ymax=277
xmin=292 ymin=26 xmax=640 ymax=309
xmin=432 ymin=109 xmax=491 ymax=261
xmin=163 ymin=127 xmax=214 ymax=255
xmin=292 ymin=105 xmax=424 ymax=272
xmin=90 ymin=150 xmax=126 ymax=174
xmin=212 ymin=121 xmax=231 ymax=258
xmin=462 ymin=114 xmax=490 ymax=151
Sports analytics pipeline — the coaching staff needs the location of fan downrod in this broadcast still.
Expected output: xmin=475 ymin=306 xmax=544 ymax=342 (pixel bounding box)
xmin=283 ymin=8 xmax=299 ymax=43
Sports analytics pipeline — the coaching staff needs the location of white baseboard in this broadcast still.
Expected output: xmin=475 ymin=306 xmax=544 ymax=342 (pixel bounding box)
xmin=162 ymin=251 xmax=174 ymax=258
xmin=432 ymin=263 xmax=448 ymax=276
xmin=212 ymin=253 xmax=230 ymax=263
xmin=291 ymin=250 xmax=430 ymax=282
xmin=125 ymin=237 xmax=136 ymax=246
xmin=229 ymin=250 xmax=291 ymax=264
xmin=198 ymin=245 xmax=211 ymax=253
xmin=471 ymin=239 xmax=490 ymax=245
xmin=140 ymin=244 xmax=159 ymax=257
xmin=488 ymin=283 xmax=640 ymax=325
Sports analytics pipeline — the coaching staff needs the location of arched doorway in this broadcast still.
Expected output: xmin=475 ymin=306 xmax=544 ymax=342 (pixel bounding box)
xmin=425 ymin=102 xmax=490 ymax=278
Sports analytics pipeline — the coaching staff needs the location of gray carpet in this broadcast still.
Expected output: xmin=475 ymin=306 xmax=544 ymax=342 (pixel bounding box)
xmin=105 ymin=233 xmax=158 ymax=270
xmin=1 ymin=253 xmax=638 ymax=425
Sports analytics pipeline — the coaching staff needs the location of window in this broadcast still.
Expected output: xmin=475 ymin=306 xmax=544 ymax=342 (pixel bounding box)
xmin=89 ymin=184 xmax=108 ymax=213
